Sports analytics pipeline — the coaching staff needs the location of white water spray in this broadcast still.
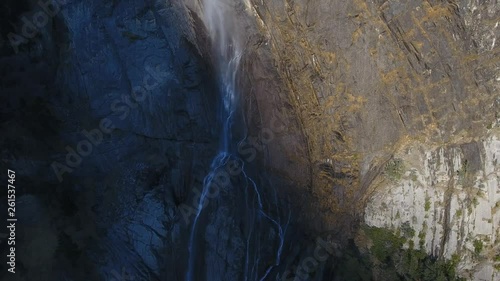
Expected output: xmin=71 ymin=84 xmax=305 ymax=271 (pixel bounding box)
xmin=203 ymin=0 xmax=243 ymax=152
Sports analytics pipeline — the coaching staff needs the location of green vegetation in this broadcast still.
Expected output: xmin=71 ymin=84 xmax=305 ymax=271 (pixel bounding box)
xmin=472 ymin=197 xmax=479 ymax=207
xmin=494 ymin=254 xmax=500 ymax=262
xmin=418 ymin=222 xmax=428 ymax=248
xmin=363 ymin=226 xmax=465 ymax=280
xmin=451 ymin=254 xmax=461 ymax=266
xmin=425 ymin=197 xmax=431 ymax=212
xmin=457 ymin=159 xmax=468 ymax=185
xmin=385 ymin=158 xmax=405 ymax=181
xmin=473 ymin=239 xmax=483 ymax=254
xmin=408 ymin=239 xmax=415 ymax=250
xmin=410 ymin=170 xmax=418 ymax=182
xmin=364 ymin=226 xmax=406 ymax=262
xmin=401 ymin=222 xmax=416 ymax=239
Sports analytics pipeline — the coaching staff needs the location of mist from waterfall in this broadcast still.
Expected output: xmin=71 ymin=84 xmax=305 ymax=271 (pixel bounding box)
xmin=203 ymin=0 xmax=243 ymax=153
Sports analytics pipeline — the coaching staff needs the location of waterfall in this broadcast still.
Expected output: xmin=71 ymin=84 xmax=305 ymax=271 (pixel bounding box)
xmin=186 ymin=1 xmax=242 ymax=280
xmin=186 ymin=1 xmax=290 ymax=280
xmin=203 ymin=0 xmax=243 ymax=153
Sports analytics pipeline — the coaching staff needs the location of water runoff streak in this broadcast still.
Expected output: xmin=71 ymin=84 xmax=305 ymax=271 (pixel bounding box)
xmin=186 ymin=0 xmax=290 ymax=280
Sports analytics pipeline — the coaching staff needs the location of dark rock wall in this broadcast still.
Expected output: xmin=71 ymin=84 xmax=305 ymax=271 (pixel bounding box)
xmin=0 ymin=0 xmax=220 ymax=280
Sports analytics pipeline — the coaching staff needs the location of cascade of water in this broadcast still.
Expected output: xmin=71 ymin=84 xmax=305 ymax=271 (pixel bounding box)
xmin=186 ymin=1 xmax=290 ymax=280
xmin=186 ymin=152 xmax=230 ymax=281
xmin=203 ymin=0 xmax=242 ymax=153
xmin=186 ymin=1 xmax=242 ymax=280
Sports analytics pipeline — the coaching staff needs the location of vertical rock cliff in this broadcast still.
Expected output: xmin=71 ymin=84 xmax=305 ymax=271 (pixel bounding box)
xmin=0 ymin=0 xmax=498 ymax=280
xmin=236 ymin=0 xmax=499 ymax=279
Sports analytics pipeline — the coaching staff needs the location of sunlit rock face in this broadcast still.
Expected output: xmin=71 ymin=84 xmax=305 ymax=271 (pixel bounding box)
xmin=234 ymin=0 xmax=499 ymax=279
xmin=240 ymin=0 xmax=498 ymax=227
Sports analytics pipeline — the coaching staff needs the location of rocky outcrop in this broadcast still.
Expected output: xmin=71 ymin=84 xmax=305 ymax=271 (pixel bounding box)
xmin=365 ymin=133 xmax=500 ymax=280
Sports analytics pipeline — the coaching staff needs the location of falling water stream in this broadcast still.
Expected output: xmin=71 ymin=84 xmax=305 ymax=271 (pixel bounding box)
xmin=186 ymin=0 xmax=290 ymax=280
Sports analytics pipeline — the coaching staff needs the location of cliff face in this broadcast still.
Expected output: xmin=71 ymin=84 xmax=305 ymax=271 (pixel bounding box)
xmin=1 ymin=0 xmax=498 ymax=280
xmin=365 ymin=135 xmax=500 ymax=280
xmin=242 ymin=0 xmax=498 ymax=220
xmin=237 ymin=0 xmax=499 ymax=279
xmin=1 ymin=0 xmax=220 ymax=280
